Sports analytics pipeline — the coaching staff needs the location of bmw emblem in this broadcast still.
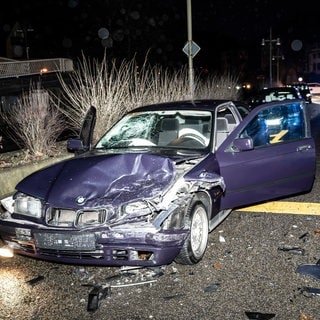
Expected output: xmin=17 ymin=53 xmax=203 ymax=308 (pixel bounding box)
xmin=76 ymin=196 xmax=86 ymax=205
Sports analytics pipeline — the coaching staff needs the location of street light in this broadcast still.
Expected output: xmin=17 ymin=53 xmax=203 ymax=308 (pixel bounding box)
xmin=272 ymin=53 xmax=285 ymax=85
xmin=16 ymin=26 xmax=34 ymax=59
xmin=261 ymin=28 xmax=281 ymax=87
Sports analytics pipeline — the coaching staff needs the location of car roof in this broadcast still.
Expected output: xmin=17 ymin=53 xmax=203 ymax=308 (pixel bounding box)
xmin=129 ymin=99 xmax=248 ymax=113
xmin=259 ymin=87 xmax=298 ymax=93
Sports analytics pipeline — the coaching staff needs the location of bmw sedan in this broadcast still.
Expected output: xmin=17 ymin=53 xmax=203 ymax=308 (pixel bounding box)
xmin=0 ymin=99 xmax=316 ymax=267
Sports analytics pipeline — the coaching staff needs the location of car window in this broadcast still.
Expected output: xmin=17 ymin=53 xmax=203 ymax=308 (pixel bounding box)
xmin=96 ymin=110 xmax=212 ymax=150
xmin=240 ymin=102 xmax=306 ymax=148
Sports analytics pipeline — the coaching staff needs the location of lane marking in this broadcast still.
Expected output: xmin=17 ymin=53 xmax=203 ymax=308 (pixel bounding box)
xmin=236 ymin=201 xmax=320 ymax=215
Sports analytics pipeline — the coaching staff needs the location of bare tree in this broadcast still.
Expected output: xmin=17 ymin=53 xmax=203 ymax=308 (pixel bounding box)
xmin=57 ymin=53 xmax=240 ymax=143
xmin=0 ymin=83 xmax=65 ymax=157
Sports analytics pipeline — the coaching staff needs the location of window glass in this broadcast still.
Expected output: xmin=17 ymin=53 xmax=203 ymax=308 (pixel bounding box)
xmin=240 ymin=102 xmax=305 ymax=147
xmin=96 ymin=110 xmax=212 ymax=149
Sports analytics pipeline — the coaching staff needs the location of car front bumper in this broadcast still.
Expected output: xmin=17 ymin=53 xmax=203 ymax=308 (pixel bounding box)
xmin=0 ymin=220 xmax=188 ymax=267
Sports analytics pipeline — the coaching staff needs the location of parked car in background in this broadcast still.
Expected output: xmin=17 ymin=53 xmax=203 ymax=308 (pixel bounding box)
xmin=0 ymin=99 xmax=316 ymax=267
xmin=249 ymin=86 xmax=302 ymax=108
xmin=289 ymin=82 xmax=312 ymax=103
xmin=308 ymin=82 xmax=320 ymax=95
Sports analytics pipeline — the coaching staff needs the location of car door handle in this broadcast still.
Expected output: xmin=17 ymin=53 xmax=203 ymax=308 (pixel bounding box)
xmin=296 ymin=145 xmax=312 ymax=152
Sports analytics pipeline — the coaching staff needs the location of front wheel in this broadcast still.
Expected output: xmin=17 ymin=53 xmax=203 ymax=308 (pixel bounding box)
xmin=175 ymin=201 xmax=209 ymax=265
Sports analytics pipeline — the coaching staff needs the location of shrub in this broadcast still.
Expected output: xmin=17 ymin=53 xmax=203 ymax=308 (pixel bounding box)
xmin=0 ymin=83 xmax=65 ymax=157
xmin=58 ymin=53 xmax=240 ymax=143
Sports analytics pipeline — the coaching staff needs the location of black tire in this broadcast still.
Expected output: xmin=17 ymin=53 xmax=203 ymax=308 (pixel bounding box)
xmin=175 ymin=198 xmax=209 ymax=265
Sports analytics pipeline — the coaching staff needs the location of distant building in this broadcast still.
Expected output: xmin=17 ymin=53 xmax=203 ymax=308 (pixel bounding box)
xmin=305 ymin=43 xmax=320 ymax=82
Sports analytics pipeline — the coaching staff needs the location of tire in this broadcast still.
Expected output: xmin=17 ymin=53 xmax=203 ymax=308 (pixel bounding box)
xmin=175 ymin=199 xmax=209 ymax=265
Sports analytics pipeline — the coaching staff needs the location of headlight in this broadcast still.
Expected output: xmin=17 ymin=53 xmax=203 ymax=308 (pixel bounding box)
xmin=14 ymin=193 xmax=43 ymax=218
xmin=122 ymin=201 xmax=153 ymax=217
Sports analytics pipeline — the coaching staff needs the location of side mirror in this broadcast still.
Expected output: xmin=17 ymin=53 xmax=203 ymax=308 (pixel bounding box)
xmin=232 ymin=137 xmax=254 ymax=152
xmin=67 ymin=138 xmax=86 ymax=154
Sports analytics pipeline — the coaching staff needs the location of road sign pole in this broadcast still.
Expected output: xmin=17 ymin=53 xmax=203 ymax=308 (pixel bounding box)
xmin=187 ymin=0 xmax=194 ymax=98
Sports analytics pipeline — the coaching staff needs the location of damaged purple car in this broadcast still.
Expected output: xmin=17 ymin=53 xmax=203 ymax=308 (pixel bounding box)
xmin=0 ymin=99 xmax=316 ymax=267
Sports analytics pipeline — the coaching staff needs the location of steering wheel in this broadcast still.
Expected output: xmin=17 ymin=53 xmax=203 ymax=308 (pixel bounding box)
xmin=178 ymin=128 xmax=208 ymax=146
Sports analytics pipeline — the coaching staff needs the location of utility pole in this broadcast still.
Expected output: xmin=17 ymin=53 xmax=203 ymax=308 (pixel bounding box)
xmin=261 ymin=28 xmax=280 ymax=87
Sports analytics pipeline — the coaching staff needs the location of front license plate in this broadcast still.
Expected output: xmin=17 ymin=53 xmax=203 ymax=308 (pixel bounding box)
xmin=34 ymin=232 xmax=96 ymax=250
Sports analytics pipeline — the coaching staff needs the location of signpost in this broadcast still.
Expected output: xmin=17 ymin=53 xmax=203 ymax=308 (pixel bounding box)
xmin=183 ymin=0 xmax=200 ymax=98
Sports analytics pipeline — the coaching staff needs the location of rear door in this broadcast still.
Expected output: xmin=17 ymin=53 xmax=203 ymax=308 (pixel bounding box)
xmin=216 ymin=100 xmax=316 ymax=209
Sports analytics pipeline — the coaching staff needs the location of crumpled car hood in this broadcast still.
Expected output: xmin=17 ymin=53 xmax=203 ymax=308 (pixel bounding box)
xmin=16 ymin=153 xmax=176 ymax=209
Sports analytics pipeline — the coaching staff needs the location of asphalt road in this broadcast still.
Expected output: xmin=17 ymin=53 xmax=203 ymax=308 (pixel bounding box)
xmin=1 ymin=100 xmax=320 ymax=320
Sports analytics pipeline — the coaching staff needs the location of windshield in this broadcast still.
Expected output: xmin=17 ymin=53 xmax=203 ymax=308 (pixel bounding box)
xmin=96 ymin=110 xmax=212 ymax=150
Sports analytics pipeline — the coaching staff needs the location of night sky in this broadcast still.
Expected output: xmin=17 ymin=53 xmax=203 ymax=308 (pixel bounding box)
xmin=1 ymin=0 xmax=319 ymax=78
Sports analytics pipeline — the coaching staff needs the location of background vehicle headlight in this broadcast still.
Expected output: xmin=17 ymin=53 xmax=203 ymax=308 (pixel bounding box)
xmin=14 ymin=193 xmax=42 ymax=218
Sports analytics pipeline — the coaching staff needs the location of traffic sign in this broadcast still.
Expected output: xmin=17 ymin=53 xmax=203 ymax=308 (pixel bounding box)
xmin=182 ymin=41 xmax=200 ymax=58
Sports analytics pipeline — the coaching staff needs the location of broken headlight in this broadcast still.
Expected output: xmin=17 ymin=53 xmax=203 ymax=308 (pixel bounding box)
xmin=13 ymin=193 xmax=43 ymax=218
xmin=122 ymin=200 xmax=153 ymax=218
xmin=1 ymin=195 xmax=14 ymax=214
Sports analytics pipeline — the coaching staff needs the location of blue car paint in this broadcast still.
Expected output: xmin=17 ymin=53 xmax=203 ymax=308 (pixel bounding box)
xmin=16 ymin=153 xmax=175 ymax=209
xmin=0 ymin=99 xmax=316 ymax=267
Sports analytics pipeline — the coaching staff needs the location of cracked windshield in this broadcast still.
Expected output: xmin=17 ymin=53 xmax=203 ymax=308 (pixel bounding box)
xmin=96 ymin=110 xmax=212 ymax=149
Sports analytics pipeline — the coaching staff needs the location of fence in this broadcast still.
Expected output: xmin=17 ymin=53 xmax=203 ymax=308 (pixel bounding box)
xmin=0 ymin=58 xmax=73 ymax=79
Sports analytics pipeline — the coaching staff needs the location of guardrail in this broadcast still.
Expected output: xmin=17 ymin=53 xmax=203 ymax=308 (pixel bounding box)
xmin=0 ymin=58 xmax=73 ymax=79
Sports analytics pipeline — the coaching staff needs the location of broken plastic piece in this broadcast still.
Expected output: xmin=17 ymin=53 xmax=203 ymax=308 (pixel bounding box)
xmin=300 ymin=286 xmax=320 ymax=296
xmin=296 ymin=264 xmax=320 ymax=280
xmin=277 ymin=246 xmax=305 ymax=255
xmin=111 ymin=279 xmax=157 ymax=288
xmin=26 ymin=275 xmax=45 ymax=286
xmin=204 ymin=282 xmax=220 ymax=293
xmin=87 ymin=285 xmax=111 ymax=312
xmin=163 ymin=293 xmax=185 ymax=300
xmin=245 ymin=311 xmax=276 ymax=319
xmin=299 ymin=232 xmax=310 ymax=240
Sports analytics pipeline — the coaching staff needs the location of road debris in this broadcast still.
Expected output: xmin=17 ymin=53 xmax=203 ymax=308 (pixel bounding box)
xmin=245 ymin=311 xmax=275 ymax=319
xmin=87 ymin=285 xmax=111 ymax=312
xmin=204 ymin=282 xmax=220 ymax=293
xmin=296 ymin=264 xmax=320 ymax=280
xmin=83 ymin=266 xmax=165 ymax=312
xmin=26 ymin=275 xmax=45 ymax=286
xmin=299 ymin=232 xmax=310 ymax=241
xmin=25 ymin=266 xmax=59 ymax=286
xmin=299 ymin=286 xmax=320 ymax=297
xmin=277 ymin=246 xmax=305 ymax=255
